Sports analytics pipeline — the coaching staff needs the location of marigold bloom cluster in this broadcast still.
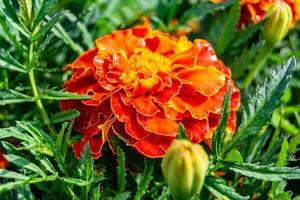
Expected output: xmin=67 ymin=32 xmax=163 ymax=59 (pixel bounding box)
xmin=239 ymin=0 xmax=300 ymax=27
xmin=61 ymin=20 xmax=240 ymax=159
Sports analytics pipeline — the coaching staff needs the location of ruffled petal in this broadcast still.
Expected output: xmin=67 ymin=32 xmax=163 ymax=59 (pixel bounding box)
xmin=181 ymin=118 xmax=209 ymax=143
xmin=137 ymin=112 xmax=178 ymax=136
xmin=176 ymin=65 xmax=226 ymax=96
xmin=66 ymin=48 xmax=98 ymax=70
xmin=121 ymin=94 xmax=160 ymax=117
xmin=111 ymin=94 xmax=150 ymax=140
xmin=131 ymin=135 xmax=175 ymax=158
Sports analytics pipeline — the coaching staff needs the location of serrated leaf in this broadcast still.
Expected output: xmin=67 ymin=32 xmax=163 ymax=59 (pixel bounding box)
xmin=18 ymin=0 xmax=33 ymax=27
xmin=49 ymin=142 xmax=68 ymax=175
xmin=40 ymin=90 xmax=91 ymax=100
xmin=205 ymin=176 xmax=249 ymax=200
xmin=219 ymin=160 xmax=300 ymax=181
xmin=117 ymin=146 xmax=126 ymax=192
xmin=32 ymin=0 xmax=56 ymax=29
xmin=0 ymin=90 xmax=34 ymax=105
xmin=225 ymin=57 xmax=296 ymax=153
xmin=0 ymin=169 xmax=29 ymax=180
xmin=215 ymin=0 xmax=240 ymax=55
xmin=0 ymin=127 xmax=32 ymax=142
xmin=15 ymin=184 xmax=33 ymax=200
xmin=16 ymin=121 xmax=49 ymax=142
xmin=50 ymin=16 xmax=83 ymax=54
xmin=134 ymin=158 xmax=155 ymax=200
xmin=60 ymin=177 xmax=90 ymax=186
xmin=0 ymin=181 xmax=27 ymax=193
xmin=0 ymin=175 xmax=57 ymax=193
xmin=56 ymin=122 xmax=68 ymax=150
xmin=0 ymin=14 xmax=23 ymax=51
xmin=179 ymin=0 xmax=233 ymax=23
xmin=51 ymin=109 xmax=80 ymax=123
xmin=79 ymin=143 xmax=93 ymax=200
xmin=65 ymin=12 xmax=94 ymax=49
xmin=38 ymin=157 xmax=56 ymax=174
xmin=5 ymin=154 xmax=46 ymax=176
xmin=276 ymin=138 xmax=288 ymax=167
xmin=0 ymin=0 xmax=30 ymax=37
xmin=0 ymin=49 xmax=27 ymax=73
xmin=212 ymin=87 xmax=231 ymax=158
xmin=31 ymin=10 xmax=65 ymax=42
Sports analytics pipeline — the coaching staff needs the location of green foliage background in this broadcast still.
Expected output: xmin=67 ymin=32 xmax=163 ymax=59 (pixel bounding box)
xmin=0 ymin=0 xmax=300 ymax=199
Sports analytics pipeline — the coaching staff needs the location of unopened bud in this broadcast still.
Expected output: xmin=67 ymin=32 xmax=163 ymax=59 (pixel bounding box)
xmin=162 ymin=140 xmax=209 ymax=200
xmin=262 ymin=1 xmax=292 ymax=46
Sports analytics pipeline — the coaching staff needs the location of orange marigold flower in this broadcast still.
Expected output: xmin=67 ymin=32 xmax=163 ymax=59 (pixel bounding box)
xmin=61 ymin=20 xmax=240 ymax=159
xmin=0 ymin=151 xmax=8 ymax=168
xmin=239 ymin=0 xmax=300 ymax=27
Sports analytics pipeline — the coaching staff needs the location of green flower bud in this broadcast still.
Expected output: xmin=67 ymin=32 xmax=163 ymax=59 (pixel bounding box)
xmin=262 ymin=1 xmax=292 ymax=46
xmin=162 ymin=140 xmax=209 ymax=200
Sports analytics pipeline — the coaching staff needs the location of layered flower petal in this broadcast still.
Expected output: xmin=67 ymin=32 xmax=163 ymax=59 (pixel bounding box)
xmin=239 ymin=0 xmax=300 ymax=28
xmin=61 ymin=20 xmax=240 ymax=158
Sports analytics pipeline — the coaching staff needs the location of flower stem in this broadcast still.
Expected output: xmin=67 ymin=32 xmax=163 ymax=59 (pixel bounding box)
xmin=242 ymin=42 xmax=274 ymax=89
xmin=28 ymin=43 xmax=56 ymax=136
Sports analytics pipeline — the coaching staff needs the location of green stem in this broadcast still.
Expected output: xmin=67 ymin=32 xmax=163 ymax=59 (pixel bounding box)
xmin=27 ymin=43 xmax=56 ymax=136
xmin=242 ymin=42 xmax=274 ymax=88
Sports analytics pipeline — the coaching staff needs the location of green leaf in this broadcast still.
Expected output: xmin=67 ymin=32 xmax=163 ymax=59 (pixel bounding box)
xmin=134 ymin=158 xmax=155 ymax=200
xmin=0 ymin=49 xmax=27 ymax=73
xmin=0 ymin=14 xmax=23 ymax=52
xmin=215 ymin=0 xmax=240 ymax=55
xmin=219 ymin=160 xmax=300 ymax=181
xmin=16 ymin=121 xmax=49 ymax=142
xmin=49 ymin=142 xmax=68 ymax=175
xmin=0 ymin=169 xmax=29 ymax=180
xmin=179 ymin=0 xmax=233 ymax=23
xmin=276 ymin=138 xmax=288 ymax=167
xmin=57 ymin=122 xmax=69 ymax=149
xmin=0 ymin=175 xmax=57 ymax=193
xmin=117 ymin=146 xmax=126 ymax=193
xmin=225 ymin=149 xmax=243 ymax=164
xmin=32 ymin=0 xmax=56 ymax=29
xmin=231 ymin=22 xmax=263 ymax=48
xmin=0 ymin=0 xmax=30 ymax=37
xmin=225 ymin=57 xmax=296 ymax=153
xmin=50 ymin=16 xmax=84 ymax=54
xmin=60 ymin=177 xmax=90 ymax=186
xmin=31 ymin=10 xmax=65 ymax=42
xmin=212 ymin=87 xmax=231 ymax=158
xmin=40 ymin=90 xmax=91 ymax=100
xmin=0 ymin=127 xmax=32 ymax=142
xmin=18 ymin=0 xmax=33 ymax=27
xmin=65 ymin=12 xmax=94 ymax=49
xmin=0 ymin=181 xmax=27 ymax=193
xmin=38 ymin=157 xmax=56 ymax=174
xmin=113 ymin=192 xmax=131 ymax=200
xmin=51 ymin=109 xmax=80 ymax=123
xmin=5 ymin=154 xmax=46 ymax=176
xmin=176 ymin=123 xmax=187 ymax=139
xmin=79 ymin=143 xmax=93 ymax=200
xmin=273 ymin=192 xmax=292 ymax=200
xmin=0 ymin=90 xmax=34 ymax=105
xmin=92 ymin=184 xmax=101 ymax=200
xmin=205 ymin=176 xmax=249 ymax=200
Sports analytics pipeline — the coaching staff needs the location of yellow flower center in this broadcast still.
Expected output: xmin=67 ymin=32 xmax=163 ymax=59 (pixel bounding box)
xmin=130 ymin=49 xmax=171 ymax=76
